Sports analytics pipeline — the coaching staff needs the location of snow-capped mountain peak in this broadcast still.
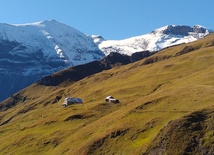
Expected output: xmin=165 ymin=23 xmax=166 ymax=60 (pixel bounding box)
xmin=0 ymin=19 xmax=104 ymax=75
xmin=0 ymin=19 xmax=105 ymax=101
xmin=95 ymin=25 xmax=211 ymax=56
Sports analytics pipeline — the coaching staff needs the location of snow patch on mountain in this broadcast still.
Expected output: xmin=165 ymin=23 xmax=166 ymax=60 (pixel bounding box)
xmin=91 ymin=35 xmax=105 ymax=44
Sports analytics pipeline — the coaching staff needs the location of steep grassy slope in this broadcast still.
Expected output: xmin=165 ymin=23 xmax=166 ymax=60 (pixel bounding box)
xmin=0 ymin=34 xmax=214 ymax=155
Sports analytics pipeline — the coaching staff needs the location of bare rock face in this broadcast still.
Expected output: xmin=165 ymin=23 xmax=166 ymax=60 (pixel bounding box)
xmin=163 ymin=25 xmax=208 ymax=36
xmin=163 ymin=25 xmax=193 ymax=35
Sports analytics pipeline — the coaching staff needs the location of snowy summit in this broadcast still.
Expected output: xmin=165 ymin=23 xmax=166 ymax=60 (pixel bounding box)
xmin=0 ymin=19 xmax=104 ymax=101
xmin=94 ymin=25 xmax=210 ymax=56
xmin=0 ymin=19 xmax=104 ymax=76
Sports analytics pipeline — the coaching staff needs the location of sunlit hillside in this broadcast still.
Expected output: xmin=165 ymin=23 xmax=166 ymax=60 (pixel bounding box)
xmin=0 ymin=33 xmax=214 ymax=155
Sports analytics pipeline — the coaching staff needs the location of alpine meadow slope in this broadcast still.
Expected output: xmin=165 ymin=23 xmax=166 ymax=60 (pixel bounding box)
xmin=0 ymin=33 xmax=214 ymax=154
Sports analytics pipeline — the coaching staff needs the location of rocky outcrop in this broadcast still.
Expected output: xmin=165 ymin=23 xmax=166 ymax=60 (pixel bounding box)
xmin=163 ymin=25 xmax=209 ymax=36
xmin=143 ymin=109 xmax=214 ymax=155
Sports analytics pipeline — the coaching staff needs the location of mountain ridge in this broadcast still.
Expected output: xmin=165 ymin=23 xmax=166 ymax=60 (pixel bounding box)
xmin=95 ymin=24 xmax=211 ymax=56
xmin=36 ymin=51 xmax=153 ymax=87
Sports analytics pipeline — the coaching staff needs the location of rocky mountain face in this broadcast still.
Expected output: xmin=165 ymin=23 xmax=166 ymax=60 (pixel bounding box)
xmin=161 ymin=25 xmax=208 ymax=35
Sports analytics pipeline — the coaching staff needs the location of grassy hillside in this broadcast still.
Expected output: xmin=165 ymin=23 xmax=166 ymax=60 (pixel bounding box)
xmin=0 ymin=34 xmax=214 ymax=155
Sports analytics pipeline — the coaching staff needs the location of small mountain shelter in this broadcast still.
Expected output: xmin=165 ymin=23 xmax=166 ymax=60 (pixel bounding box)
xmin=62 ymin=97 xmax=83 ymax=107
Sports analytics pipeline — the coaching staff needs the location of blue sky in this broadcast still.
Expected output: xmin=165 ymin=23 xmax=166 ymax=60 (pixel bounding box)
xmin=0 ymin=0 xmax=213 ymax=40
